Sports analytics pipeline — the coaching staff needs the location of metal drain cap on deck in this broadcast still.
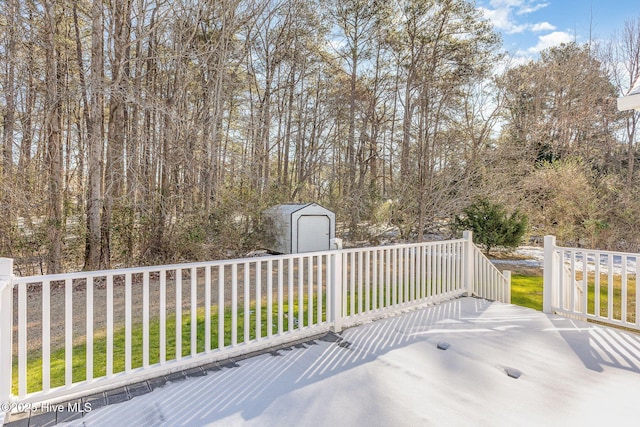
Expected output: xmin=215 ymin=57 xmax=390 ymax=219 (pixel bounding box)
xmin=437 ymin=341 xmax=450 ymax=350
xmin=505 ymin=367 xmax=522 ymax=379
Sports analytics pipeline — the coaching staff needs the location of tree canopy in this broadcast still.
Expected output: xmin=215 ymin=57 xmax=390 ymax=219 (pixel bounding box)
xmin=1 ymin=1 xmax=639 ymax=273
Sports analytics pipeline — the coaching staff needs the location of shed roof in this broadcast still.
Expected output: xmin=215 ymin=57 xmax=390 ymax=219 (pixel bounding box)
xmin=263 ymin=202 xmax=329 ymax=215
xmin=617 ymin=75 xmax=640 ymax=111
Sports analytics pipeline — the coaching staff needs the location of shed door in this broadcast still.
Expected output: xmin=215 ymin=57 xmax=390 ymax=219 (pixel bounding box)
xmin=297 ymin=215 xmax=330 ymax=253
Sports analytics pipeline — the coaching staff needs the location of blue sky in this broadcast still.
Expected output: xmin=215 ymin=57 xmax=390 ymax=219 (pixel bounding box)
xmin=477 ymin=0 xmax=640 ymax=59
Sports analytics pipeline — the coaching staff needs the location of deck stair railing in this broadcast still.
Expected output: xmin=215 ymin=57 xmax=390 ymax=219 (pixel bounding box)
xmin=543 ymin=235 xmax=639 ymax=329
xmin=0 ymin=231 xmax=509 ymax=407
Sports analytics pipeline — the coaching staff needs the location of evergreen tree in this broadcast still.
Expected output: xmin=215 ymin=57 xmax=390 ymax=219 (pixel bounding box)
xmin=455 ymin=199 xmax=527 ymax=255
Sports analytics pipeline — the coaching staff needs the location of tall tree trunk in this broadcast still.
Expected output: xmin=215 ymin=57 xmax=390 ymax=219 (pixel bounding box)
xmin=0 ymin=0 xmax=18 ymax=254
xmin=19 ymin=37 xmax=36 ymax=182
xmin=84 ymin=0 xmax=105 ymax=270
xmin=2 ymin=0 xmax=17 ymax=178
xmin=102 ymin=0 xmax=132 ymax=268
xmin=400 ymin=75 xmax=412 ymax=179
xmin=346 ymin=49 xmax=358 ymax=204
xmin=283 ymin=61 xmax=296 ymax=191
xmin=44 ymin=0 xmax=63 ymax=274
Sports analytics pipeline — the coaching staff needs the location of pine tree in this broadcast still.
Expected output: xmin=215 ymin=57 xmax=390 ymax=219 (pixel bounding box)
xmin=455 ymin=199 xmax=527 ymax=255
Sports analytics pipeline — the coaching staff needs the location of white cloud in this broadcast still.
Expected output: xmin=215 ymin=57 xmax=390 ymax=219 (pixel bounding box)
xmin=531 ymin=22 xmax=555 ymax=32
xmin=480 ymin=1 xmax=551 ymax=35
xmin=479 ymin=1 xmax=575 ymax=59
xmin=479 ymin=7 xmax=527 ymax=34
xmin=527 ymin=31 xmax=574 ymax=53
xmin=489 ymin=0 xmax=525 ymax=7
xmin=488 ymin=0 xmax=549 ymax=15
xmin=478 ymin=6 xmax=507 ymax=28
xmin=510 ymin=53 xmax=535 ymax=66
xmin=516 ymin=2 xmax=550 ymax=15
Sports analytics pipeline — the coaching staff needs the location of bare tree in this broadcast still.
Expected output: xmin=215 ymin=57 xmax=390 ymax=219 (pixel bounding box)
xmin=43 ymin=0 xmax=63 ymax=273
xmin=83 ymin=0 xmax=105 ymax=270
xmin=499 ymin=43 xmax=619 ymax=169
xmin=5 ymin=0 xmax=640 ymax=270
xmin=101 ymin=0 xmax=133 ymax=268
xmin=607 ymin=18 xmax=640 ymax=185
xmin=0 ymin=0 xmax=19 ymax=253
xmin=388 ymin=0 xmax=500 ymax=240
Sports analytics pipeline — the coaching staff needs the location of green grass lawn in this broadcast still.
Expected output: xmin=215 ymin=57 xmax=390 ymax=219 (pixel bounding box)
xmin=509 ymin=271 xmax=637 ymax=324
xmin=14 ymin=283 xmax=437 ymax=395
xmin=13 ymin=297 xmax=326 ymax=395
xmin=579 ymin=271 xmax=636 ymax=322
xmin=511 ymin=274 xmax=544 ymax=310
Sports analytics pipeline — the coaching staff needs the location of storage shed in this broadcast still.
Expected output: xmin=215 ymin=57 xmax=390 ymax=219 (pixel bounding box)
xmin=262 ymin=203 xmax=336 ymax=254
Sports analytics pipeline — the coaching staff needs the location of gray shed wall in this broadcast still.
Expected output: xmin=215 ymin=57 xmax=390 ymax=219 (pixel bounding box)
xmin=262 ymin=203 xmax=335 ymax=254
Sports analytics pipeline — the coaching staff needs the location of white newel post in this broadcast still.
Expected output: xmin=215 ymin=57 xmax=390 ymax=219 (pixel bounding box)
xmin=543 ymin=235 xmax=556 ymax=314
xmin=330 ymin=239 xmax=344 ymax=332
xmin=0 ymin=257 xmax=14 ymax=404
xmin=463 ymin=231 xmax=475 ymax=297
xmin=503 ymin=270 xmax=512 ymax=304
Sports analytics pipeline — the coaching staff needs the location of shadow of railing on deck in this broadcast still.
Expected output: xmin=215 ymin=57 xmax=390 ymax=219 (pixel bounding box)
xmin=552 ymin=316 xmax=640 ymax=374
xmin=77 ymin=298 xmax=499 ymax=425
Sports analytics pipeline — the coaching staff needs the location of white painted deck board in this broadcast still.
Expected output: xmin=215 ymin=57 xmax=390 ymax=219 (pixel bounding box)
xmin=60 ymin=297 xmax=640 ymax=426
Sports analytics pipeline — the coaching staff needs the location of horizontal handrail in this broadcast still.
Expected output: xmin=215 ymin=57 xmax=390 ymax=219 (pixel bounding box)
xmin=10 ymin=239 xmax=467 ymax=285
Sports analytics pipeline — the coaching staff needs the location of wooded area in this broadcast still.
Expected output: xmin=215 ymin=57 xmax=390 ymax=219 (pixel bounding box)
xmin=0 ymin=0 xmax=639 ymax=275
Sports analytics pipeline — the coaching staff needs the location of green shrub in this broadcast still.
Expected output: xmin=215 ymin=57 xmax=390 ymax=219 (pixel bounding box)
xmin=455 ymin=198 xmax=527 ymax=255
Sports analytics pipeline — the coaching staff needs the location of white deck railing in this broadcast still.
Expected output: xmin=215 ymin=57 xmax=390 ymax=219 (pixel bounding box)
xmin=543 ymin=235 xmax=640 ymax=330
xmin=0 ymin=232 xmax=509 ymax=406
